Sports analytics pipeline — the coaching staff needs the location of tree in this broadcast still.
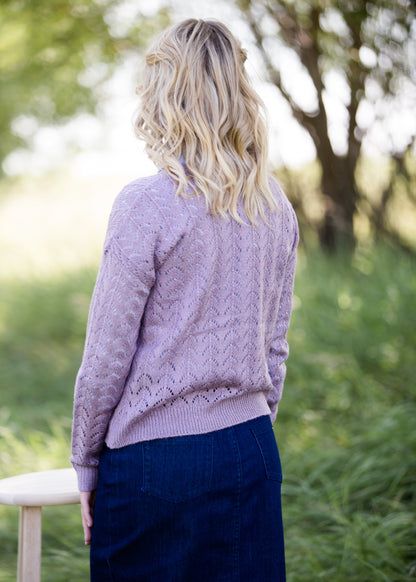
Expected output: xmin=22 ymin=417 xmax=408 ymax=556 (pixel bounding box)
xmin=0 ymin=0 xmax=168 ymax=176
xmin=236 ymin=0 xmax=416 ymax=250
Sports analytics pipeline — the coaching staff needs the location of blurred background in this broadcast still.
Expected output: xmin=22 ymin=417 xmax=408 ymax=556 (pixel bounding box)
xmin=0 ymin=1 xmax=415 ymax=580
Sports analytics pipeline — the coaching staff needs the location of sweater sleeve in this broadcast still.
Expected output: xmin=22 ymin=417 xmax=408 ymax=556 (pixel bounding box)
xmin=267 ymin=204 xmax=299 ymax=423
xmin=70 ymin=188 xmax=157 ymax=491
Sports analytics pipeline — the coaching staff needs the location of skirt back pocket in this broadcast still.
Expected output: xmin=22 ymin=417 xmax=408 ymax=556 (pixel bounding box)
xmin=142 ymin=434 xmax=214 ymax=503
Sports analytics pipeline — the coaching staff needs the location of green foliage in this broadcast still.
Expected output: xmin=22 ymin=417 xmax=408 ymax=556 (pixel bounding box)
xmin=279 ymin=245 xmax=416 ymax=581
xmin=0 ymin=244 xmax=415 ymax=581
xmin=0 ymin=0 xmax=169 ymax=173
xmin=0 ymin=269 xmax=95 ymax=436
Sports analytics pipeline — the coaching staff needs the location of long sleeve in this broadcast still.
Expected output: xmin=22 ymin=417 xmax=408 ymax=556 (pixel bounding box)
xmin=267 ymin=206 xmax=299 ymax=423
xmin=71 ymin=191 xmax=157 ymax=491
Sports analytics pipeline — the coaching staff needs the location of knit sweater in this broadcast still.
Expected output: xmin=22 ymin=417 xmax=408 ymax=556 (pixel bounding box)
xmin=70 ymin=170 xmax=299 ymax=492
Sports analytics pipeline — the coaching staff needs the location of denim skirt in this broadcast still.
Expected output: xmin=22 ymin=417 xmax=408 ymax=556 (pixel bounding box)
xmin=90 ymin=415 xmax=285 ymax=581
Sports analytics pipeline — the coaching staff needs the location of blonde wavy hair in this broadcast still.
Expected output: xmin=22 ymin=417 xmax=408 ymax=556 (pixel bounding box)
xmin=134 ymin=18 xmax=277 ymax=225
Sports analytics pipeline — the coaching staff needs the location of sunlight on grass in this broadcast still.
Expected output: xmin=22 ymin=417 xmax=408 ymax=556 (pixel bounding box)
xmin=0 ymin=172 xmax=130 ymax=279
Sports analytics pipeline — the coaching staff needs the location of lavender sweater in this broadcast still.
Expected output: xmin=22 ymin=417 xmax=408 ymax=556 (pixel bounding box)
xmin=71 ymin=171 xmax=299 ymax=491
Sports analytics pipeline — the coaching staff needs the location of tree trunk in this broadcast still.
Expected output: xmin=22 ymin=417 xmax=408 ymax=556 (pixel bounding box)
xmin=318 ymin=155 xmax=358 ymax=251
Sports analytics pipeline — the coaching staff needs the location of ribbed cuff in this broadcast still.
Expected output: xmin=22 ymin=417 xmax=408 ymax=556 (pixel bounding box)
xmin=71 ymin=463 xmax=98 ymax=492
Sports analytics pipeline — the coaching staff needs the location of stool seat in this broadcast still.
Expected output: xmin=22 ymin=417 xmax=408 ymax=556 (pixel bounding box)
xmin=0 ymin=468 xmax=80 ymax=582
xmin=0 ymin=468 xmax=80 ymax=507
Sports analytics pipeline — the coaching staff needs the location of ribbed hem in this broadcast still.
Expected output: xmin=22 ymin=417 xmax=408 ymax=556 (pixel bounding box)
xmin=106 ymin=391 xmax=271 ymax=449
xmin=71 ymin=463 xmax=99 ymax=492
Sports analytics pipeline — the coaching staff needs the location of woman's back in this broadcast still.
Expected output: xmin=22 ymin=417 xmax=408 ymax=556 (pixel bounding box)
xmin=71 ymin=170 xmax=298 ymax=466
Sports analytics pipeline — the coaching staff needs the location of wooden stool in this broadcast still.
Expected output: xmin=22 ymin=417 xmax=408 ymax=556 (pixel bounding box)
xmin=0 ymin=468 xmax=80 ymax=582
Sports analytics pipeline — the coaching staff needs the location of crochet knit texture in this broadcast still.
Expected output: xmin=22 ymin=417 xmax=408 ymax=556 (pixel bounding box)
xmin=71 ymin=171 xmax=299 ymax=491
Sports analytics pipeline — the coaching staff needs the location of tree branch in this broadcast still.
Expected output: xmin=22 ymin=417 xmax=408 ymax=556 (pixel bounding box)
xmin=263 ymin=2 xmax=336 ymax=162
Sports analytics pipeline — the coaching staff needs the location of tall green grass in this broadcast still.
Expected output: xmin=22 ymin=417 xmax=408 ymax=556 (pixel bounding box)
xmin=280 ymin=246 xmax=416 ymax=581
xmin=0 ymin=243 xmax=415 ymax=581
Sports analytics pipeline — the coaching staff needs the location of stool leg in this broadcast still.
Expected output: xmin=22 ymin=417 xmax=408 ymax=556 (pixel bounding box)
xmin=17 ymin=506 xmax=42 ymax=582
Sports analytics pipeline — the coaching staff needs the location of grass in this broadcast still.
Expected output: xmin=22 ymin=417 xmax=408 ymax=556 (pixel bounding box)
xmin=0 ymin=172 xmax=415 ymax=581
xmin=279 ymin=246 xmax=416 ymax=582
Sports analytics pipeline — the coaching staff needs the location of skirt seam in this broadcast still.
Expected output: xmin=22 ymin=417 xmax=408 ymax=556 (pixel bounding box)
xmin=231 ymin=426 xmax=242 ymax=582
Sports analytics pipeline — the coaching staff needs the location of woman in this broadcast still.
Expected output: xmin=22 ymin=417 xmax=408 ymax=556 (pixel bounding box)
xmin=71 ymin=18 xmax=298 ymax=582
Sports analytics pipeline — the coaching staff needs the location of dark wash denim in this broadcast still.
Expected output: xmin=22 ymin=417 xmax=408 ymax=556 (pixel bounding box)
xmin=90 ymin=415 xmax=285 ymax=581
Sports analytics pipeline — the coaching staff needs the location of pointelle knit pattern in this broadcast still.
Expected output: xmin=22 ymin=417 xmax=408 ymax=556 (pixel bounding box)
xmin=71 ymin=170 xmax=299 ymax=491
